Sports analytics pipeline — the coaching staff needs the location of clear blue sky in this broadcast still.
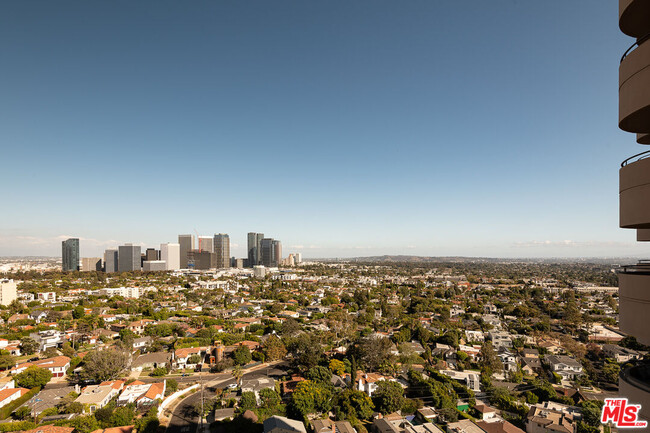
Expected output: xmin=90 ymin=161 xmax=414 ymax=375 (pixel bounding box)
xmin=0 ymin=1 xmax=646 ymax=258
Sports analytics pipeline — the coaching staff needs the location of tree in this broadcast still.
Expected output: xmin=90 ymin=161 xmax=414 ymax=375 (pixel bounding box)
xmin=264 ymin=335 xmax=287 ymax=361
xmin=64 ymin=401 xmax=84 ymax=414
xmin=232 ymin=364 xmax=243 ymax=386
xmin=329 ymin=359 xmax=346 ymax=376
xmin=602 ymin=362 xmax=621 ymax=384
xmin=334 ymin=389 xmax=374 ymax=420
xmin=280 ymin=318 xmax=301 ymax=336
xmin=479 ymin=342 xmax=502 ymax=373
xmin=259 ymin=388 xmax=280 ymax=409
xmin=0 ymin=354 xmax=16 ymax=371
xmin=287 ymin=334 xmax=323 ymax=370
xmin=352 ymin=335 xmax=394 ymax=372
xmin=135 ymin=415 xmax=159 ymax=433
xmin=15 ymin=366 xmax=52 ymax=388
xmin=72 ymin=306 xmax=85 ymax=320
xmin=232 ymin=345 xmax=252 ymax=366
xmin=305 ymin=366 xmax=332 ymax=384
xmin=373 ymin=380 xmax=405 ymax=414
xmin=19 ymin=337 xmax=39 ymax=356
xmin=188 ymin=354 xmax=202 ymax=365
xmin=289 ymin=380 xmax=333 ymax=418
xmin=579 ymin=400 xmax=604 ymax=427
xmin=240 ymin=391 xmax=257 ymax=410
xmin=80 ymin=349 xmax=130 ymax=382
xmin=70 ymin=415 xmax=100 ymax=433
xmin=110 ymin=406 xmax=135 ymax=427
xmin=61 ymin=342 xmax=76 ymax=358
xmin=166 ymin=379 xmax=179 ymax=396
xmin=13 ymin=406 xmax=31 ymax=420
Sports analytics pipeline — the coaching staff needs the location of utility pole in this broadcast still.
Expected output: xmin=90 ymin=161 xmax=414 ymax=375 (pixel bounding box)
xmin=199 ymin=368 xmax=204 ymax=433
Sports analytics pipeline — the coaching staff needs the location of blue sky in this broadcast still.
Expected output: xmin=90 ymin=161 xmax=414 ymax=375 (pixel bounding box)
xmin=0 ymin=1 xmax=647 ymax=259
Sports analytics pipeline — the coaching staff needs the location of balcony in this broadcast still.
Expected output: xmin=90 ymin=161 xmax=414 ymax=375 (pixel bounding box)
xmin=620 ymin=38 xmax=650 ymax=133
xmin=637 ymin=133 xmax=650 ymax=144
xmin=637 ymin=229 xmax=650 ymax=241
xmin=618 ymin=264 xmax=650 ymax=346
xmin=620 ymin=0 xmax=650 ymax=38
xmin=620 ymin=155 xmax=650 ymax=228
xmin=619 ymin=363 xmax=650 ymax=425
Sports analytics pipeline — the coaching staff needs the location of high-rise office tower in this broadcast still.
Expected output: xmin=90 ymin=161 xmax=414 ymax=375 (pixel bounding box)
xmin=0 ymin=279 xmax=17 ymax=306
xmin=295 ymin=253 xmax=302 ymax=264
xmin=199 ymin=236 xmax=214 ymax=253
xmin=81 ymin=257 xmax=102 ymax=272
xmin=273 ymin=240 xmax=282 ymax=266
xmin=260 ymin=238 xmax=275 ymax=267
xmin=214 ymin=234 xmax=230 ymax=269
xmin=62 ymin=238 xmax=80 ymax=271
xmin=104 ymin=249 xmax=118 ymax=273
xmin=188 ymin=250 xmax=216 ymax=270
xmin=247 ymin=232 xmax=264 ymax=266
xmin=118 ymin=244 xmax=141 ymax=272
xmin=617 ymin=2 xmax=650 ymax=424
xmin=161 ymin=243 xmax=180 ymax=270
xmin=145 ymin=248 xmax=159 ymax=261
xmin=178 ymin=234 xmax=194 ymax=268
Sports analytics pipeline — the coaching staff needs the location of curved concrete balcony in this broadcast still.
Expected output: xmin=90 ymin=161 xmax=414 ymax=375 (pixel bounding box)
xmin=637 ymin=229 xmax=650 ymax=241
xmin=620 ymin=156 xmax=650 ymax=228
xmin=620 ymin=39 xmax=650 ymax=133
xmin=619 ymin=363 xmax=650 ymax=426
xmin=637 ymin=133 xmax=650 ymax=144
xmin=618 ymin=265 xmax=650 ymax=346
xmin=620 ymin=0 xmax=650 ymax=38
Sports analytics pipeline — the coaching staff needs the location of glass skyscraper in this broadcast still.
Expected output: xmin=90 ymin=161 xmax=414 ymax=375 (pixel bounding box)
xmin=62 ymin=238 xmax=80 ymax=271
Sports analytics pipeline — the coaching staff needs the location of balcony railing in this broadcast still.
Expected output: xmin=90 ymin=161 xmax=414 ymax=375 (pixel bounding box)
xmin=622 ymin=149 xmax=650 ymax=167
xmin=621 ymin=32 xmax=650 ymax=63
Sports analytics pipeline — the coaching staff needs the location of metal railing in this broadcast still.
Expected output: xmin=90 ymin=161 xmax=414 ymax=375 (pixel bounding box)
xmin=621 ymin=32 xmax=650 ymax=63
xmin=621 ymin=149 xmax=650 ymax=167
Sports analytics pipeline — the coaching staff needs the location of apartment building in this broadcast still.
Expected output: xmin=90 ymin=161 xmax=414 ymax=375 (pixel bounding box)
xmin=617 ymin=0 xmax=650 ymax=425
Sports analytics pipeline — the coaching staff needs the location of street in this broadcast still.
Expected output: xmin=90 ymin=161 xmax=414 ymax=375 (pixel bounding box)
xmin=165 ymin=362 xmax=288 ymax=433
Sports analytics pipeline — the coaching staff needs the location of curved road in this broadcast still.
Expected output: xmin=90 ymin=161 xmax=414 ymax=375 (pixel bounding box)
xmin=165 ymin=363 xmax=288 ymax=433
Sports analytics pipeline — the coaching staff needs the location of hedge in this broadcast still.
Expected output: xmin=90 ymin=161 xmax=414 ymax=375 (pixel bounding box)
xmin=0 ymin=387 xmax=41 ymax=420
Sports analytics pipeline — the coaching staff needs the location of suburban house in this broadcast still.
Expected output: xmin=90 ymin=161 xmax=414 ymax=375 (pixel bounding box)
xmin=132 ymin=352 xmax=171 ymax=371
xmin=544 ymin=355 xmax=584 ymax=381
xmin=0 ymin=388 xmax=29 ymax=408
xmin=526 ymin=405 xmax=576 ymax=433
xmin=30 ymin=330 xmax=64 ymax=352
xmin=132 ymin=336 xmax=152 ymax=351
xmin=0 ymin=377 xmax=14 ymax=391
xmin=74 ymin=380 xmax=124 ymax=413
xmin=12 ymin=356 xmax=71 ymax=378
xmin=117 ymin=380 xmax=165 ymax=406
xmin=264 ymin=415 xmax=308 ymax=433
xmin=312 ymin=419 xmax=357 ymax=433
xmin=241 ymin=377 xmax=275 ymax=404
xmin=173 ymin=347 xmax=206 ymax=369
xmin=601 ymin=344 xmax=641 ymax=363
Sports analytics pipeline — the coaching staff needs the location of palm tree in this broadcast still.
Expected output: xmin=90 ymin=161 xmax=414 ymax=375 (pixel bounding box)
xmin=232 ymin=364 xmax=243 ymax=386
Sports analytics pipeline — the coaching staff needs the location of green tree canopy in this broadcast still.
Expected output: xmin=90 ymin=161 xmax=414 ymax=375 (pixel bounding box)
xmin=80 ymin=348 xmax=130 ymax=382
xmin=15 ymin=366 xmax=52 ymax=388
xmin=373 ymin=380 xmax=405 ymax=414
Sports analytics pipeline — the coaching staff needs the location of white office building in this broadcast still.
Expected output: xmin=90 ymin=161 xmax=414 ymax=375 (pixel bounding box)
xmin=0 ymin=279 xmax=17 ymax=306
xmin=161 ymin=243 xmax=180 ymax=271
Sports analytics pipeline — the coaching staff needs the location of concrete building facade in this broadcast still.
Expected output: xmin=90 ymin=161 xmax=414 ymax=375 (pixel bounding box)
xmin=161 ymin=243 xmax=180 ymax=271
xmin=118 ymin=244 xmax=141 ymax=272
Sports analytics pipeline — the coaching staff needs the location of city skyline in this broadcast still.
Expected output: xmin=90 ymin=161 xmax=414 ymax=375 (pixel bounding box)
xmin=1 ymin=1 xmax=650 ymax=259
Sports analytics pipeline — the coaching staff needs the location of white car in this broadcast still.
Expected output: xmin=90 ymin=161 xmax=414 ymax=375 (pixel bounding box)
xmin=227 ymin=383 xmax=237 ymax=390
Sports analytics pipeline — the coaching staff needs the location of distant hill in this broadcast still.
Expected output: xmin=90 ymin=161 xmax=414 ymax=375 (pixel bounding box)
xmin=313 ymin=255 xmax=638 ymax=265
